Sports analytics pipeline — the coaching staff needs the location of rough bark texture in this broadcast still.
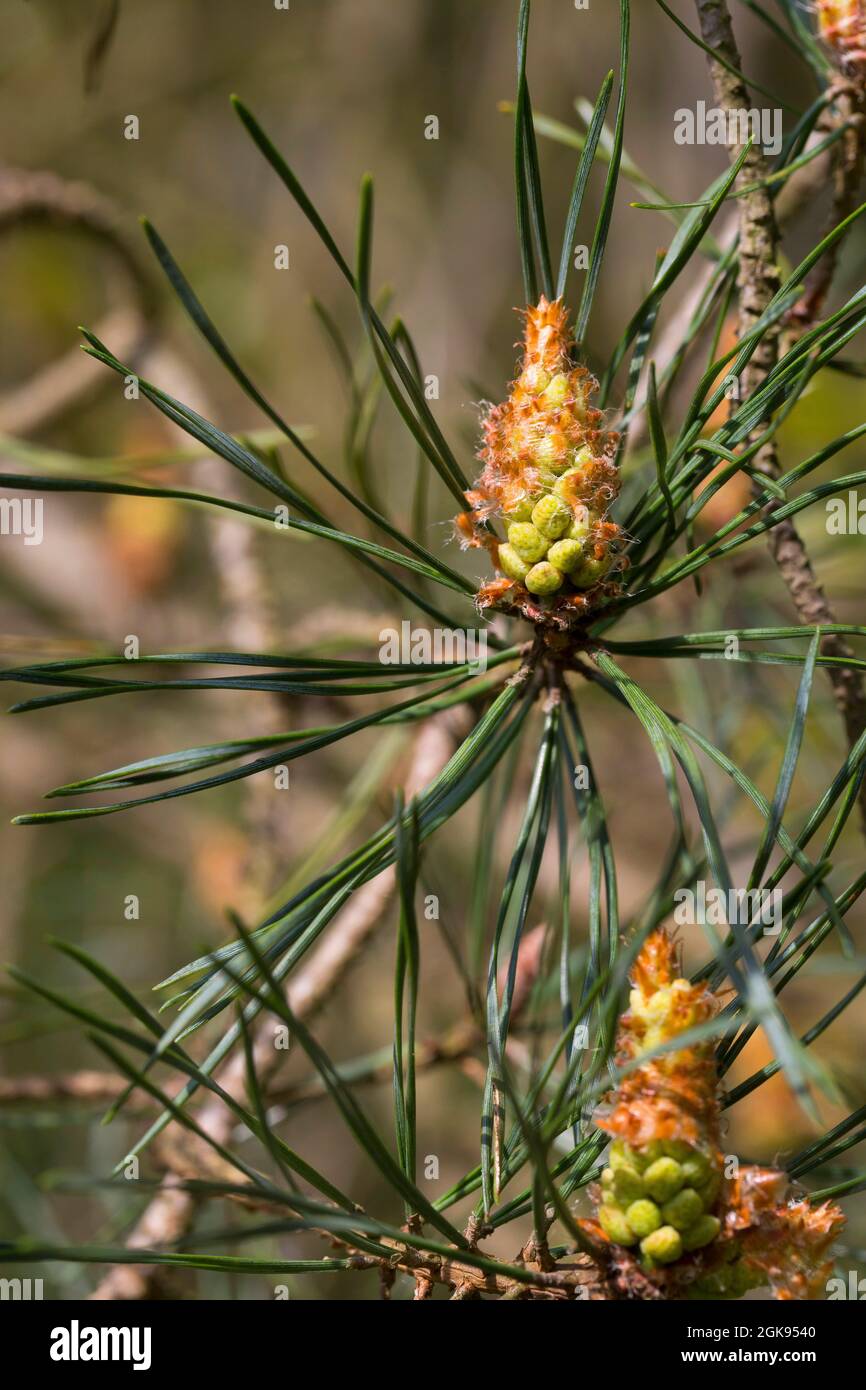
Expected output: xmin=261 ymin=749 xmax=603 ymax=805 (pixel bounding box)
xmin=786 ymin=82 xmax=866 ymax=335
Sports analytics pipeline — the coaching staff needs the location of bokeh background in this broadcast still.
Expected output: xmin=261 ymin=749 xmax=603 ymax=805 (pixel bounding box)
xmin=1 ymin=0 xmax=864 ymax=1299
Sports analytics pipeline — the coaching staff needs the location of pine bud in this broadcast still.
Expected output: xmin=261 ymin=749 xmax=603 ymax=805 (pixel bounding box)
xmin=531 ymin=494 xmax=572 ymax=540
xmin=680 ymin=1151 xmax=712 ymax=1187
xmin=609 ymin=1139 xmax=641 ymax=1171
xmin=598 ymin=1204 xmax=637 ymax=1246
xmin=497 ymin=544 xmax=532 ymax=583
xmin=696 ymin=1168 xmax=721 ymax=1209
xmin=680 ymin=1214 xmax=721 ymax=1252
xmin=662 ymin=1139 xmax=694 ymax=1162
xmin=507 ymin=522 xmax=548 ymax=563
xmin=640 ymin=1225 xmax=683 ymax=1266
xmin=503 ymin=496 xmax=534 ymax=523
xmin=661 ymin=1187 xmax=704 ymax=1231
xmin=574 ymin=552 xmax=612 ymax=587
xmin=625 ymin=1199 xmax=663 ymax=1238
xmin=525 ymin=561 xmax=564 ymax=595
xmin=546 ymin=538 xmax=584 ymax=574
xmin=643 ymin=1157 xmax=685 ymax=1203
xmin=530 ymin=431 xmax=569 ymax=472
xmin=612 ymin=1164 xmax=645 ymax=1203
xmin=540 ymin=371 xmax=571 ymax=408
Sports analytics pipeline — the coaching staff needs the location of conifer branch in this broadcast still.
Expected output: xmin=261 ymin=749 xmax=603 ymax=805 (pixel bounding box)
xmin=693 ymin=0 xmax=866 ymax=833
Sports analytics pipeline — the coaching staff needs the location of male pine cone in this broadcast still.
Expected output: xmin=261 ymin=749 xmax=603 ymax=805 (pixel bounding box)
xmin=457 ymin=297 xmax=625 ymax=622
xmin=588 ymin=930 xmax=845 ymax=1299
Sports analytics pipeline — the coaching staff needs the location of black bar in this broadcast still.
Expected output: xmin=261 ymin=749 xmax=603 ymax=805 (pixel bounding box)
xmin=1 ymin=1291 xmax=861 ymax=1376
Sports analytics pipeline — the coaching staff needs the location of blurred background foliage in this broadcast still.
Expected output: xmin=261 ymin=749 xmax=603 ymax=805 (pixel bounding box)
xmin=0 ymin=0 xmax=863 ymax=1297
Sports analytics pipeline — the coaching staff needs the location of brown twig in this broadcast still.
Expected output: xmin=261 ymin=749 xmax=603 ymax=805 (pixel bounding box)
xmin=693 ymin=0 xmax=866 ymax=833
xmin=0 ymin=1071 xmax=144 ymax=1108
xmin=785 ymin=83 xmax=866 ymax=337
xmin=333 ymin=1228 xmax=606 ymax=1299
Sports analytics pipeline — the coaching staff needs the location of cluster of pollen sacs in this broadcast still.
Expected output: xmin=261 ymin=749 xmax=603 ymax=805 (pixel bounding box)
xmin=588 ymin=930 xmax=845 ymax=1298
xmin=456 ymin=298 xmax=625 ymax=619
xmin=816 ymin=0 xmax=866 ymax=74
xmin=594 ymin=944 xmax=724 ymax=1271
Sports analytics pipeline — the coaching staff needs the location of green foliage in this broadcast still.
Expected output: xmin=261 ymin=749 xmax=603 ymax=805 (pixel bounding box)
xmin=1 ymin=0 xmax=865 ymax=1299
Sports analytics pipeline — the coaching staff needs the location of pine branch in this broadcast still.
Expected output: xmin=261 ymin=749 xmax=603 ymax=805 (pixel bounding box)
xmin=693 ymin=0 xmax=866 ymax=833
xmin=89 ymin=709 xmax=470 ymax=1301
